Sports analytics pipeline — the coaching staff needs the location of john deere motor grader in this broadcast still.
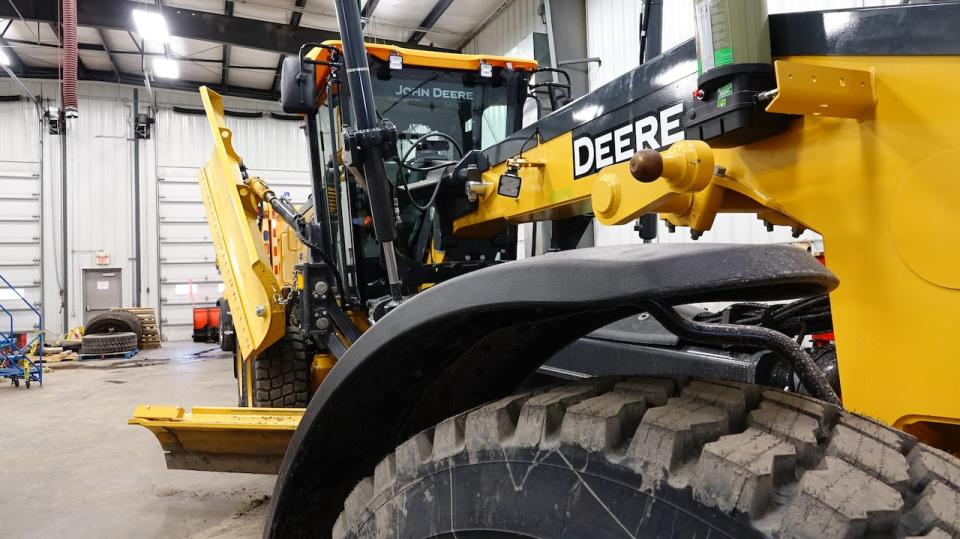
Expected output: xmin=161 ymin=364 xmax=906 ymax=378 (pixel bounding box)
xmin=132 ymin=1 xmax=960 ymax=537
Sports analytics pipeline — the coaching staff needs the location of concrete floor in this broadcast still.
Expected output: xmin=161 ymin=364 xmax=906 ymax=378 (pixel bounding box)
xmin=0 ymin=341 xmax=275 ymax=539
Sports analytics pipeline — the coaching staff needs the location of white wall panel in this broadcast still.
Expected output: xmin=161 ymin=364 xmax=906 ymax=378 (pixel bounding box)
xmin=0 ymin=78 xmax=323 ymax=339
xmin=0 ymin=97 xmax=43 ymax=333
xmin=462 ymin=0 xmax=547 ymax=56
xmin=65 ymin=95 xmax=135 ymax=328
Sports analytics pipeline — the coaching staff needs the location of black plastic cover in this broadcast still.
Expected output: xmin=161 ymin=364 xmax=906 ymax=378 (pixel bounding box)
xmin=266 ymin=242 xmax=837 ymax=538
xmin=280 ymin=56 xmax=318 ymax=114
xmin=683 ymin=65 xmax=791 ymax=148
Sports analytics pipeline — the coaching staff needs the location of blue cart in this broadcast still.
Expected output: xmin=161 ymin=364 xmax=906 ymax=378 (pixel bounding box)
xmin=0 ymin=273 xmax=42 ymax=388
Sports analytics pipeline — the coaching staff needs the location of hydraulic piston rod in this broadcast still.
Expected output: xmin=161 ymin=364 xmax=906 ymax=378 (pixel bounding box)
xmin=333 ymin=0 xmax=405 ymax=304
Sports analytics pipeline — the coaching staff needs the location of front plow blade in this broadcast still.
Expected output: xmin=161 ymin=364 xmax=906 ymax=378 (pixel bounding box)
xmin=129 ymin=405 xmax=302 ymax=474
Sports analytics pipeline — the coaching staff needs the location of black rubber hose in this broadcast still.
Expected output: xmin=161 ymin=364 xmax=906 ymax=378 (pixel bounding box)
xmin=399 ymin=131 xmax=463 ymax=172
xmin=641 ymin=301 xmax=841 ymax=404
xmin=397 ymin=131 xmax=464 ymax=212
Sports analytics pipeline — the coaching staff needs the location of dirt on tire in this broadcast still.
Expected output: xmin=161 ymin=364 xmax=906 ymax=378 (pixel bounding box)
xmin=335 ymin=376 xmax=960 ymax=538
xmin=251 ymin=326 xmax=310 ymax=408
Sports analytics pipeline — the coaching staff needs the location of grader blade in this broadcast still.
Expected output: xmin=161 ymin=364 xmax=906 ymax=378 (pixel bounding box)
xmin=128 ymin=405 xmax=302 ymax=474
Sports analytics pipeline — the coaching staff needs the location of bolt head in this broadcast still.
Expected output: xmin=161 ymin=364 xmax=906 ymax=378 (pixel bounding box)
xmin=255 ymin=305 xmax=266 ymax=317
xmin=315 ymin=316 xmax=330 ymax=330
xmin=314 ymin=281 xmax=329 ymax=295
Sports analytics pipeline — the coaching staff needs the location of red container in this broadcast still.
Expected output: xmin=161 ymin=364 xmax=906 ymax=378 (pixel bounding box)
xmin=192 ymin=307 xmax=221 ymax=343
xmin=193 ymin=307 xmax=210 ymax=331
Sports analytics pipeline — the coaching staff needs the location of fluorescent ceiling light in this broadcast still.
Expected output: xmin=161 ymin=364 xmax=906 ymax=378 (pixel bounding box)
xmin=0 ymin=48 xmax=10 ymax=67
xmin=133 ymin=9 xmax=170 ymax=43
xmin=153 ymin=57 xmax=179 ymax=79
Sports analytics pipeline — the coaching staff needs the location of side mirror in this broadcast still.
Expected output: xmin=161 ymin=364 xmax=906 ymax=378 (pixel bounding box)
xmin=280 ymin=55 xmax=318 ymax=114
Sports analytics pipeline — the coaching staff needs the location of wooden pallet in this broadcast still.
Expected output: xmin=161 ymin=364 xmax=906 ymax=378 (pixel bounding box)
xmin=78 ymin=348 xmax=138 ymax=361
xmin=122 ymin=307 xmax=161 ymax=349
xmin=30 ymin=351 xmax=77 ymax=363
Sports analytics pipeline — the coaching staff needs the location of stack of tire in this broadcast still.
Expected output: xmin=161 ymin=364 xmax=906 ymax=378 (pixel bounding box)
xmin=81 ymin=310 xmax=142 ymax=356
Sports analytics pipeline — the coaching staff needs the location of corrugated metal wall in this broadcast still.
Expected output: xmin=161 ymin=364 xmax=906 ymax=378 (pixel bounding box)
xmin=0 ymin=95 xmax=43 ymax=333
xmin=0 ymin=80 xmax=317 ymax=338
xmin=462 ymin=0 xmax=547 ymax=56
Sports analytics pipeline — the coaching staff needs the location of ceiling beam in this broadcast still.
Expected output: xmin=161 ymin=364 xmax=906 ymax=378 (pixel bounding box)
xmin=270 ymin=0 xmax=307 ymax=99
xmin=361 ymin=0 xmax=381 ymax=28
xmin=221 ymin=0 xmax=233 ymax=90
xmin=97 ymin=28 xmax=121 ymax=80
xmin=290 ymin=0 xmax=307 ymax=27
xmin=0 ymin=36 xmax=26 ymax=74
xmin=48 ymin=21 xmax=90 ymax=76
xmin=127 ymin=31 xmax=142 ymax=54
xmin=2 ymin=38 xmax=271 ymax=67
xmin=3 ymin=64 xmax=280 ymax=101
xmin=0 ymin=1 xmax=454 ymax=56
xmin=407 ymin=0 xmax=455 ymax=45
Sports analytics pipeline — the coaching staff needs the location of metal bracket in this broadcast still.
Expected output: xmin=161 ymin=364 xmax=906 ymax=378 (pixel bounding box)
xmin=341 ymin=121 xmax=399 ymax=178
xmin=766 ymin=60 xmax=876 ymax=119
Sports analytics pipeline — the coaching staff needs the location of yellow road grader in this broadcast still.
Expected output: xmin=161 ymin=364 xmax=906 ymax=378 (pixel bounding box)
xmin=131 ymin=1 xmax=960 ymax=537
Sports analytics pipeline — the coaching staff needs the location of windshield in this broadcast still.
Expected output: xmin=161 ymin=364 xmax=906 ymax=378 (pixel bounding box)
xmin=364 ymin=61 xmax=527 ymax=156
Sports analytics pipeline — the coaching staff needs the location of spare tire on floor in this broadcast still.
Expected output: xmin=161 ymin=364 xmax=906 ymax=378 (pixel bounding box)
xmin=84 ymin=310 xmax=143 ymax=341
xmin=80 ymin=332 xmax=138 ymax=355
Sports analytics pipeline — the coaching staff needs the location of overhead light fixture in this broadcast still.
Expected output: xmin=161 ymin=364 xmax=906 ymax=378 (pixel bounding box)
xmin=0 ymin=48 xmax=10 ymax=67
xmin=133 ymin=9 xmax=170 ymax=44
xmin=152 ymin=57 xmax=179 ymax=79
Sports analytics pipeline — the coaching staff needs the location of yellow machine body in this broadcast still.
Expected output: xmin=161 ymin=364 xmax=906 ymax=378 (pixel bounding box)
xmin=197 ymin=89 xmax=286 ymax=361
xmin=458 ymin=55 xmax=960 ymax=443
xmin=307 ymin=40 xmax=538 ymax=102
xmin=127 ymin=405 xmax=300 ymax=474
xmin=264 ymin=204 xmax=308 ymax=288
xmin=132 ymin=45 xmax=538 ymax=470
xmin=132 ymin=43 xmax=960 ymax=471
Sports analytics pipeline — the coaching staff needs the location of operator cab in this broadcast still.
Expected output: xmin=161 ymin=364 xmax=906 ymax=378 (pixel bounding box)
xmin=281 ymin=42 xmax=537 ymax=303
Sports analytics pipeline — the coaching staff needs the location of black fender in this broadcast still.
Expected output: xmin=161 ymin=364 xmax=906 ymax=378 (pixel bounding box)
xmin=266 ymin=243 xmax=837 ymax=538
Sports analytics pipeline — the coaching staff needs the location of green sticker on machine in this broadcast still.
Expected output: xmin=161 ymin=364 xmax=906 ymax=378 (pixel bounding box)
xmin=716 ymin=82 xmax=733 ymax=109
xmin=714 ymin=47 xmax=734 ymax=67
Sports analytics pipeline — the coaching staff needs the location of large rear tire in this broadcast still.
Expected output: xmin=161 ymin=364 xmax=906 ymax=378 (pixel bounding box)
xmin=252 ymin=326 xmax=311 ymax=408
xmin=335 ymin=377 xmax=960 ymax=538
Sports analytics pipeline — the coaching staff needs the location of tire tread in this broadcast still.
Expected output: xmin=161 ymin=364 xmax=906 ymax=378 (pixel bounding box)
xmin=334 ymin=377 xmax=960 ymax=539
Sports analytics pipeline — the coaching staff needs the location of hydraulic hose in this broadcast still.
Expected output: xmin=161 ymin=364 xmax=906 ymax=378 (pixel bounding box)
xmin=642 ymin=300 xmax=841 ymax=405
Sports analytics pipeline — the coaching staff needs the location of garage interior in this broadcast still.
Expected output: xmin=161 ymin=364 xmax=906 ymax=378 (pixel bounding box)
xmin=2 ymin=0 xmax=960 ymax=538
